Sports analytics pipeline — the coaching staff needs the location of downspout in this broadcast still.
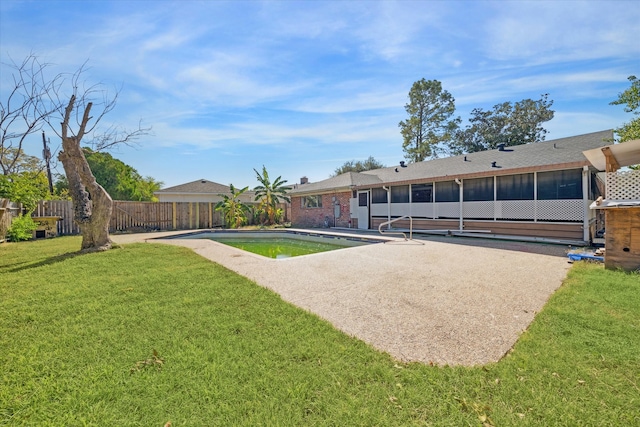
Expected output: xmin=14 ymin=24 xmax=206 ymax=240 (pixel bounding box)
xmin=455 ymin=178 xmax=463 ymax=232
xmin=383 ymin=186 xmax=391 ymax=230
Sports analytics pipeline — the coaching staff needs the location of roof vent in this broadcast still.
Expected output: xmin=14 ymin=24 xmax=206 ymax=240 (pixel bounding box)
xmin=400 ymin=161 xmax=407 ymax=168
xmin=491 ymin=161 xmax=498 ymax=168
xmin=464 ymin=156 xmax=467 ymax=161
xmin=497 ymin=143 xmax=506 ymax=151
xmin=201 ymin=179 xmax=206 ymax=183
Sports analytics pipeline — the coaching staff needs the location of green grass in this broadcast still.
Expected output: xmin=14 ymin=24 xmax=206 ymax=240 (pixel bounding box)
xmin=1 ymin=237 xmax=638 ymax=426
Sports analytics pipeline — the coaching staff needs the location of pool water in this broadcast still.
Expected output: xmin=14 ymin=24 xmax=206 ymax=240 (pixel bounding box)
xmin=170 ymin=230 xmax=381 ymax=259
xmin=211 ymin=237 xmax=356 ymax=259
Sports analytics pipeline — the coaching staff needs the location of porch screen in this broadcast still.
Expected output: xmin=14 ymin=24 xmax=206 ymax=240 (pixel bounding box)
xmin=434 ymin=181 xmax=459 ymax=202
xmin=537 ymin=169 xmax=582 ymax=200
xmin=497 ymin=173 xmax=534 ymax=200
xmin=411 ymin=183 xmax=433 ymax=203
xmin=391 ymin=185 xmax=409 ymax=203
xmin=463 ymin=177 xmax=494 ymax=201
xmin=371 ymin=188 xmax=387 ymax=204
xmin=590 ymin=172 xmax=604 ymax=201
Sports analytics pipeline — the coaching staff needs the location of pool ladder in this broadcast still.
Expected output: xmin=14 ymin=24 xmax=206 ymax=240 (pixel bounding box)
xmin=378 ymin=215 xmax=417 ymax=241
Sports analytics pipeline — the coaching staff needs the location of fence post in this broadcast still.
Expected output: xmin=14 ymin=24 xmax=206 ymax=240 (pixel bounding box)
xmin=172 ymin=202 xmax=176 ymax=230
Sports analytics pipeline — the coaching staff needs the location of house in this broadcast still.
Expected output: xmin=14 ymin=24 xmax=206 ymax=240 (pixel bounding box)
xmin=154 ymin=179 xmax=256 ymax=204
xmin=154 ymin=178 xmax=291 ymax=224
xmin=585 ymin=139 xmax=640 ymax=271
xmin=290 ymin=130 xmax=614 ymax=245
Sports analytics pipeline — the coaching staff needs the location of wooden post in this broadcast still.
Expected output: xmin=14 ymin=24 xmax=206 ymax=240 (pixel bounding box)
xmin=602 ymin=146 xmax=621 ymax=173
xmin=172 ymin=202 xmax=177 ymax=230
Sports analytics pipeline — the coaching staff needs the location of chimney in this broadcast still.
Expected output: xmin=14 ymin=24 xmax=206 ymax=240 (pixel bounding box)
xmin=300 ymin=176 xmax=309 ymax=185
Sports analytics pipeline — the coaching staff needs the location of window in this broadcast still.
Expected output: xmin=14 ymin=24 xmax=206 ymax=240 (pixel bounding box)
xmin=391 ymin=185 xmax=409 ymax=203
xmin=434 ymin=181 xmax=459 ymax=202
xmin=371 ymin=188 xmax=387 ymax=204
xmin=537 ymin=169 xmax=582 ymax=200
xmin=463 ymin=177 xmax=494 ymax=201
xmin=302 ymin=195 xmax=322 ymax=208
xmin=412 ymin=183 xmax=433 ymax=203
xmin=358 ymin=192 xmax=368 ymax=206
xmin=497 ymin=173 xmax=534 ymax=201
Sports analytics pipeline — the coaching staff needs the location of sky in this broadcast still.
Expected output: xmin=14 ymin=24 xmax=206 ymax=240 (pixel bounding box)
xmin=1 ymin=0 xmax=639 ymax=189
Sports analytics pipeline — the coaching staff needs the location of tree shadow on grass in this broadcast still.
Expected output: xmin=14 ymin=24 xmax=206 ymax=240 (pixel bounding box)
xmin=4 ymin=250 xmax=87 ymax=273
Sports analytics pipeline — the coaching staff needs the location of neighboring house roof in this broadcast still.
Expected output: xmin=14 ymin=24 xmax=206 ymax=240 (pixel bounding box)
xmin=290 ymin=130 xmax=613 ymax=195
xmin=154 ymin=179 xmax=256 ymax=202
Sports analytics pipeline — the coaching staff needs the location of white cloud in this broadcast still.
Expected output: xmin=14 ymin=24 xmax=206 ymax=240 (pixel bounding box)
xmin=482 ymin=1 xmax=640 ymax=64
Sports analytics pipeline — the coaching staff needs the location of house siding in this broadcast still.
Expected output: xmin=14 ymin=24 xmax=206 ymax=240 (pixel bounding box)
xmin=291 ymin=191 xmax=352 ymax=228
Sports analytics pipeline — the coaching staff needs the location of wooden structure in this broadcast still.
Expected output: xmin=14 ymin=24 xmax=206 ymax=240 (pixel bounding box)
xmin=33 ymin=200 xmax=225 ymax=235
xmin=585 ymin=139 xmax=640 ymax=271
xmin=32 ymin=216 xmax=62 ymax=239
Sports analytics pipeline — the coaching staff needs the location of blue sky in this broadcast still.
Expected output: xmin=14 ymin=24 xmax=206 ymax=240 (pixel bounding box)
xmin=1 ymin=0 xmax=638 ymax=189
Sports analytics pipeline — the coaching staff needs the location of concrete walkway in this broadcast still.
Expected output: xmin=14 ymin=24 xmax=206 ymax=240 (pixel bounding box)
xmin=112 ymin=230 xmax=572 ymax=366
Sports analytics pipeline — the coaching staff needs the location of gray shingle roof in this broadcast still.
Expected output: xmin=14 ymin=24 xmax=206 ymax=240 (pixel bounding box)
xmin=156 ymin=179 xmax=233 ymax=194
xmin=291 ymin=130 xmax=613 ymax=194
xmin=289 ymin=171 xmax=382 ymax=195
xmin=155 ymin=179 xmax=256 ymax=202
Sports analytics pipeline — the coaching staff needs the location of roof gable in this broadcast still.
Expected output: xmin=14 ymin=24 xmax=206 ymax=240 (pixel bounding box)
xmin=155 ymin=179 xmax=233 ymax=194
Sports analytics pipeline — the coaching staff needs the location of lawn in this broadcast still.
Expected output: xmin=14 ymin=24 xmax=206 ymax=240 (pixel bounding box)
xmin=1 ymin=236 xmax=638 ymax=426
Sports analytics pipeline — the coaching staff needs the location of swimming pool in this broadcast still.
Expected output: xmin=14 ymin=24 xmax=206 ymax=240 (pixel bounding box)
xmin=170 ymin=230 xmax=385 ymax=259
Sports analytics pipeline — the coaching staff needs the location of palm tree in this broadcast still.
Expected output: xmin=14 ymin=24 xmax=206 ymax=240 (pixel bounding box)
xmin=215 ymin=184 xmax=250 ymax=229
xmin=253 ymin=166 xmax=291 ymax=225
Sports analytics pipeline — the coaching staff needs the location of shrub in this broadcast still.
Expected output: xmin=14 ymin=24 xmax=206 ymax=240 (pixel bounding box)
xmin=7 ymin=214 xmax=38 ymax=242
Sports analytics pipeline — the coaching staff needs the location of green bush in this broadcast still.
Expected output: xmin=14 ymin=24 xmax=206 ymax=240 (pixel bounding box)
xmin=7 ymin=214 xmax=38 ymax=242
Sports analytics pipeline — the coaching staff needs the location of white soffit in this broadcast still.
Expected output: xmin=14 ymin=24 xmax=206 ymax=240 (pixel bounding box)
xmin=583 ymin=139 xmax=640 ymax=171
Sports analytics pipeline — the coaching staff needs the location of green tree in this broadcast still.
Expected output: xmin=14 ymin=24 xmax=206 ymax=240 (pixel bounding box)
xmin=610 ymin=75 xmax=640 ymax=143
xmin=215 ymin=184 xmax=250 ymax=229
xmin=0 ymin=170 xmax=50 ymax=212
xmin=81 ymin=148 xmax=162 ymax=201
xmin=451 ymin=94 xmax=554 ymax=154
xmin=0 ymin=147 xmax=43 ymax=175
xmin=332 ymin=156 xmax=385 ymax=176
xmin=399 ymin=79 xmax=460 ymax=162
xmin=253 ymin=166 xmax=291 ymax=225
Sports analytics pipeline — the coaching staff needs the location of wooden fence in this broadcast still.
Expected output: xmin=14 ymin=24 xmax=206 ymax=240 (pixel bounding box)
xmin=33 ymin=200 xmax=225 ymax=236
xmin=2 ymin=199 xmax=290 ymax=238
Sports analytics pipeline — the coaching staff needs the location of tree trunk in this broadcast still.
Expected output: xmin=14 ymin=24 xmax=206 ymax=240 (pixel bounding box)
xmin=58 ymin=96 xmax=113 ymax=252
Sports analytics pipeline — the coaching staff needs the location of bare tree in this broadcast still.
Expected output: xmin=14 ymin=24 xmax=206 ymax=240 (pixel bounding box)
xmin=0 ymin=55 xmax=59 ymax=175
xmin=48 ymin=67 xmax=148 ymax=252
xmin=2 ymin=55 xmax=149 ymax=251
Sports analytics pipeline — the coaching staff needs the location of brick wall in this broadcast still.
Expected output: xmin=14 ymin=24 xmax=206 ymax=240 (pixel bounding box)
xmin=291 ymin=191 xmax=353 ymax=228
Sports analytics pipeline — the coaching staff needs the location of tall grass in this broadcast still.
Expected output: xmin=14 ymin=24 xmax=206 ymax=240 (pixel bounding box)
xmin=1 ymin=237 xmax=638 ymax=426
